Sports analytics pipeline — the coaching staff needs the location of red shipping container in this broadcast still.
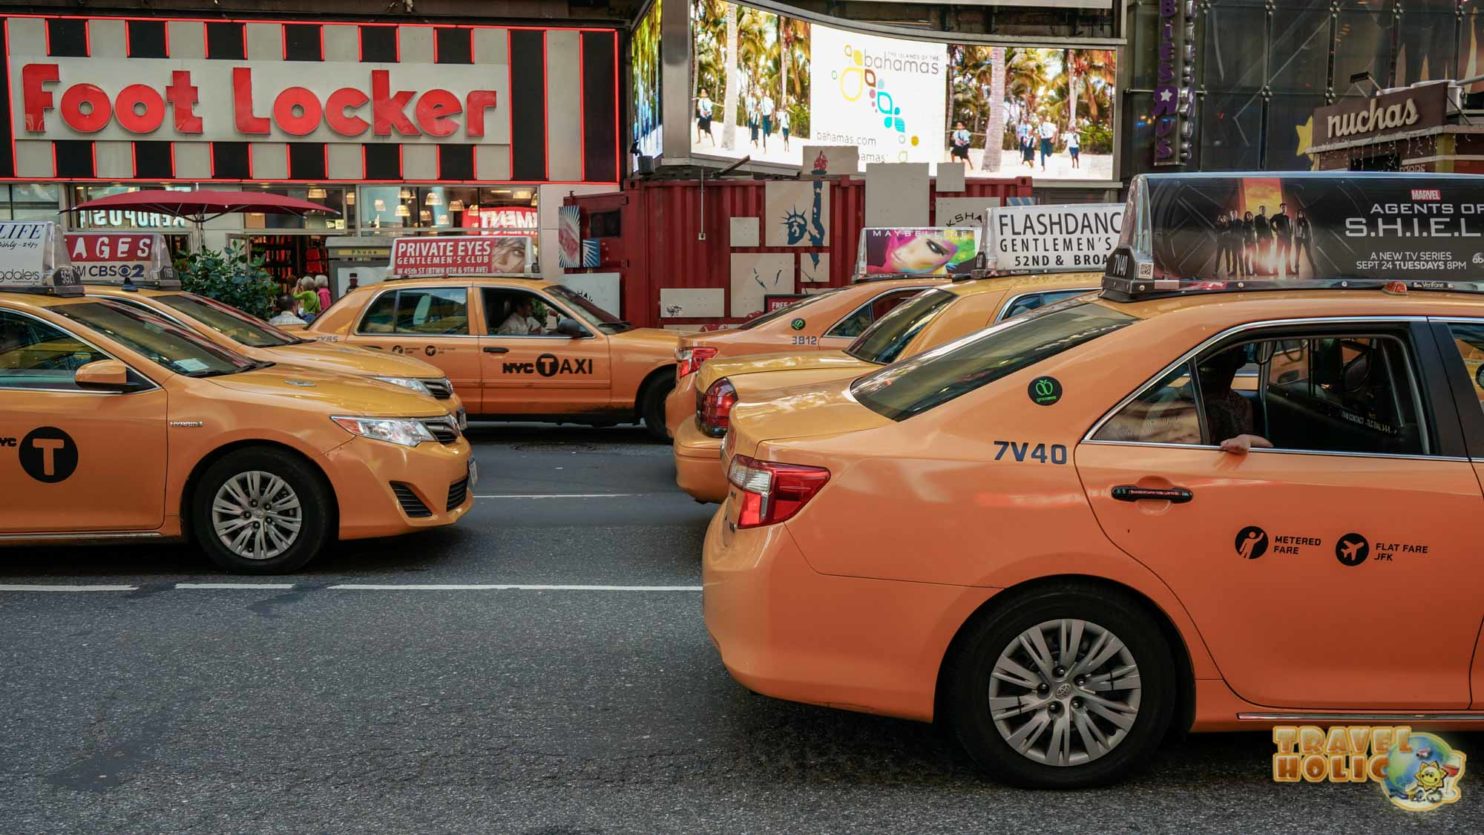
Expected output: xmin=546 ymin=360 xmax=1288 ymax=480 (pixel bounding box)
xmin=564 ymin=176 xmax=1032 ymax=329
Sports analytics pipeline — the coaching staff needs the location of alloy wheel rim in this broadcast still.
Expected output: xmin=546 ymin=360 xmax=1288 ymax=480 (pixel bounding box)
xmin=211 ymin=471 xmax=304 ymax=561
xmin=987 ymin=618 xmax=1141 ymax=767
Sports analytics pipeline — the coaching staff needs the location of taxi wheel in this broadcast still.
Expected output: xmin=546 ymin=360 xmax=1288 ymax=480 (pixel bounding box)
xmin=943 ymin=583 xmax=1176 ymax=789
xmin=639 ymin=376 xmax=675 ymax=441
xmin=191 ymin=449 xmax=332 ymax=575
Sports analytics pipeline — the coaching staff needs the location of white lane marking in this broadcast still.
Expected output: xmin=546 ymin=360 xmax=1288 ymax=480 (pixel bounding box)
xmin=473 ymin=493 xmax=663 ymax=499
xmin=175 ymin=583 xmax=297 ymax=590
xmin=328 ymin=583 xmax=702 ymax=592
xmin=0 ymin=584 xmax=137 ymax=592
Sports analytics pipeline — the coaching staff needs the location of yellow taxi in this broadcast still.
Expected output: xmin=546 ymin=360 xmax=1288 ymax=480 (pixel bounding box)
xmin=66 ymin=232 xmax=467 ymax=423
xmin=665 ymin=277 xmax=946 ymax=437
xmin=674 ymin=272 xmax=1100 ymax=501
xmin=703 ymin=173 xmax=1484 ymax=788
xmin=308 ymin=238 xmax=679 ymax=438
xmin=0 ymin=222 xmax=473 ymax=573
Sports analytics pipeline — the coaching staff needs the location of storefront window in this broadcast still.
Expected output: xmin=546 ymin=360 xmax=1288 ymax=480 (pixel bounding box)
xmin=70 ymin=183 xmax=193 ymax=230
xmin=0 ymin=184 xmax=62 ymax=221
xmin=356 ymin=186 xmax=538 ymax=233
xmin=235 ymin=186 xmax=353 ymax=232
xmin=1201 ymin=6 xmax=1267 ymax=91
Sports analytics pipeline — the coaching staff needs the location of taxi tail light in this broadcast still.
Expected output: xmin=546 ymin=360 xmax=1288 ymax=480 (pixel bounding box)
xmin=700 ymin=379 xmax=738 ymax=437
xmin=727 ymin=455 xmax=830 ymax=528
xmin=677 ymin=346 xmax=718 ymax=378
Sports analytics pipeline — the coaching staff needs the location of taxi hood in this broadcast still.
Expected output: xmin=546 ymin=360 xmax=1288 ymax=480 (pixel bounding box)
xmin=203 ymin=365 xmax=448 ymax=417
xmin=725 ymin=377 xmax=890 ymax=460
xmin=271 ymin=340 xmax=446 ymax=378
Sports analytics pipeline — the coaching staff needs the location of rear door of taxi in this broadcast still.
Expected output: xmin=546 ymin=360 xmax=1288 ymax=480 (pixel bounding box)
xmin=345 ymin=284 xmax=481 ymax=401
xmin=1076 ymin=317 xmax=1482 ymax=711
xmin=476 ymin=286 xmax=611 ymax=415
xmin=0 ymin=306 xmax=167 ymax=533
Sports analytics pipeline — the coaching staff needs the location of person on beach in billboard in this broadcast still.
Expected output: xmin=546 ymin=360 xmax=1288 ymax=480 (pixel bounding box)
xmin=1038 ymin=119 xmax=1058 ymax=171
xmin=1253 ymin=206 xmax=1273 ymax=275
xmin=1241 ymin=211 xmax=1257 ymax=276
xmin=696 ymin=89 xmax=716 ymax=145
xmin=951 ymin=122 xmax=974 ymax=169
xmin=759 ymin=91 xmax=775 ymax=151
xmin=1019 ymin=122 xmax=1035 ymax=168
xmin=746 ymin=87 xmax=760 ymax=148
xmin=1293 ymin=210 xmax=1315 ymax=276
xmin=779 ymin=107 xmax=791 ymax=151
xmin=1272 ymin=203 xmax=1293 ymax=279
xmin=1066 ymin=128 xmax=1081 ymax=169
xmin=864 ymin=230 xmax=975 ymax=276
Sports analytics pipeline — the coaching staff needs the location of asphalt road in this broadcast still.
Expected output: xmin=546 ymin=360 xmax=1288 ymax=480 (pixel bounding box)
xmin=0 ymin=424 xmax=1476 ymax=833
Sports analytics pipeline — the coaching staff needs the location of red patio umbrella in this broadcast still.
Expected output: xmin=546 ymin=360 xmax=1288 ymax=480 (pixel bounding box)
xmin=64 ymin=188 xmax=339 ymax=222
xmin=63 ymin=188 xmax=340 ymax=252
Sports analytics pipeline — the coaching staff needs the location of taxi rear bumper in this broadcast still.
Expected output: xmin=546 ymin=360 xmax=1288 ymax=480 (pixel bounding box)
xmin=674 ymin=418 xmax=727 ymax=503
xmin=702 ymin=509 xmax=997 ymax=723
xmin=665 ymin=373 xmax=697 ymax=439
xmin=324 ymin=435 xmax=475 ymax=539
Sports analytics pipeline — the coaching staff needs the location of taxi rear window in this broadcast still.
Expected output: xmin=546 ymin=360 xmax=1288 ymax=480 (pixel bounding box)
xmin=846 ymin=288 xmax=955 ymax=365
xmin=852 ymin=300 xmax=1135 ymax=420
xmin=736 ymin=289 xmax=840 ymax=330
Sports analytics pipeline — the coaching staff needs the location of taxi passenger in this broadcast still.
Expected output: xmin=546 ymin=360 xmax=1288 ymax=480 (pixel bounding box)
xmin=269 ymin=294 xmax=308 ymax=328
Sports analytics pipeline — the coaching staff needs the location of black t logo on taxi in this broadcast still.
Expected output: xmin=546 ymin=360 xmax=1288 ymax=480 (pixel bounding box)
xmin=19 ymin=426 xmax=78 ymax=483
xmin=537 ymin=354 xmax=560 ymax=377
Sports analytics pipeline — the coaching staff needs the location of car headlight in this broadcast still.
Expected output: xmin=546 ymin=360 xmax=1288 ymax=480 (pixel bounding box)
xmin=372 ymin=376 xmax=433 ymax=396
xmin=331 ymin=416 xmax=436 ymax=447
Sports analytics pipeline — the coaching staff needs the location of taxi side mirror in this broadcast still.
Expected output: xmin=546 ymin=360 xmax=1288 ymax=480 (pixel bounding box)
xmin=74 ymin=359 xmax=138 ymax=392
xmin=555 ymin=317 xmax=589 ymax=338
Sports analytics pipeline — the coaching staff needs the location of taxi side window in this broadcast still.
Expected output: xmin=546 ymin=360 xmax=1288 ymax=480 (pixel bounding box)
xmin=1443 ymin=323 xmax=1484 ymax=418
xmin=357 ymin=288 xmax=469 ymax=336
xmin=1094 ymin=363 xmax=1202 ymax=445
xmin=0 ymin=311 xmax=109 ymax=390
xmin=1096 ymin=332 xmax=1428 ymax=456
xmin=1000 ymin=290 xmax=1091 ymax=322
xmin=826 ymin=290 xmax=921 ymax=338
xmin=483 ymin=289 xmax=555 ymax=336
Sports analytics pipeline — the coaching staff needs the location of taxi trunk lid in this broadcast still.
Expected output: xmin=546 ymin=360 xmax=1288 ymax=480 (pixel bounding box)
xmin=724 ymin=377 xmax=891 ymax=463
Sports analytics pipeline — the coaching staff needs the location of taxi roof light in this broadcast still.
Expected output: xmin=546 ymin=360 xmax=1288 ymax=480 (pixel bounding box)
xmin=1102 ymin=172 xmax=1484 ymax=302
xmin=0 ymin=221 xmax=83 ymax=297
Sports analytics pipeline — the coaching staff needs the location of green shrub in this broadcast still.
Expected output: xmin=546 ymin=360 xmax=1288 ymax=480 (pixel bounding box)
xmin=173 ymin=245 xmax=277 ymax=321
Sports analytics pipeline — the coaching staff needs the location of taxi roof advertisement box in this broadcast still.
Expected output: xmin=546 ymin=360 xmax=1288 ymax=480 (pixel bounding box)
xmin=0 ymin=221 xmax=75 ymax=291
xmin=1128 ymin=173 xmax=1484 ymax=283
xmin=985 ymin=203 xmax=1124 ymax=273
xmin=65 ymin=232 xmax=169 ymax=284
xmin=388 ymin=236 xmax=533 ymax=277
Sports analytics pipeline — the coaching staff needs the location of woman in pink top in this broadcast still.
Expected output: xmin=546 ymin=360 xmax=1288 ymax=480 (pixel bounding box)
xmin=315 ymin=275 xmax=332 ymax=312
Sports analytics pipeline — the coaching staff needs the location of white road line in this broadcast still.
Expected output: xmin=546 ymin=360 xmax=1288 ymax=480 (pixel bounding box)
xmin=327 ymin=583 xmax=702 ymax=592
xmin=473 ymin=493 xmax=661 ymax=499
xmin=175 ymin=583 xmax=298 ymax=590
xmin=0 ymin=584 xmax=138 ymax=592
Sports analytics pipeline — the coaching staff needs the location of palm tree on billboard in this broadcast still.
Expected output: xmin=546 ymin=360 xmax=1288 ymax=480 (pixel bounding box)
xmin=722 ymin=2 xmax=739 ymax=150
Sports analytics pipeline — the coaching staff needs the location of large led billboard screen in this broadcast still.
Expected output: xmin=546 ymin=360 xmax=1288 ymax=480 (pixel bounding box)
xmin=687 ymin=1 xmax=1116 ymax=180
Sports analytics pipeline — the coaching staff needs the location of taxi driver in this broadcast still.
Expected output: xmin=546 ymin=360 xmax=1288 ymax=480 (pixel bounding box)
xmin=498 ymin=297 xmax=544 ymax=335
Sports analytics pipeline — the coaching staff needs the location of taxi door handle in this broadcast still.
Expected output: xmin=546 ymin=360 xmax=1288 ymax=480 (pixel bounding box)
xmin=1111 ymin=485 xmax=1193 ymax=504
xmin=483 ymin=346 xmax=509 ymax=354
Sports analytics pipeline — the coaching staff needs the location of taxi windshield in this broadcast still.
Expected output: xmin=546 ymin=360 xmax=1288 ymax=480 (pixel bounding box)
xmin=846 ymin=288 xmax=955 ymax=365
xmin=155 ymin=293 xmax=303 ymax=348
xmin=52 ymin=300 xmax=263 ymax=378
xmin=852 ymin=299 xmax=1135 ymax=420
xmin=737 ymin=289 xmax=840 ymax=331
xmin=546 ymin=285 xmax=628 ymax=333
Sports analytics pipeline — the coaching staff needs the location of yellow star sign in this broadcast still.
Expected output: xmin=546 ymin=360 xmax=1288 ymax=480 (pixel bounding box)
xmin=1295 ymin=118 xmax=1318 ymax=170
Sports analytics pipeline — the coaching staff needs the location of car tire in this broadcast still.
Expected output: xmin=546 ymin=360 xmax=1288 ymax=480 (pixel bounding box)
xmin=190 ymin=448 xmax=333 ymax=575
xmin=640 ymin=375 xmax=676 ymax=441
xmin=943 ymin=582 xmax=1176 ymax=789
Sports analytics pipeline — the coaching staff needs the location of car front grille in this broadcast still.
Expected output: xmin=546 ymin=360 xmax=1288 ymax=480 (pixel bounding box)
xmin=391 ymin=482 xmax=432 ymax=518
xmin=447 ymin=475 xmax=470 ymax=511
xmin=422 ymin=379 xmax=454 ymax=399
xmin=421 ymin=416 xmax=460 ymax=445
